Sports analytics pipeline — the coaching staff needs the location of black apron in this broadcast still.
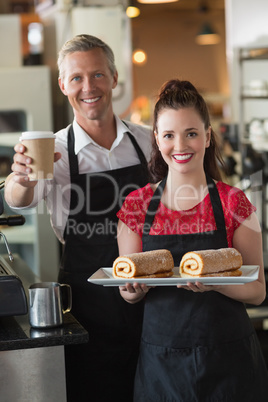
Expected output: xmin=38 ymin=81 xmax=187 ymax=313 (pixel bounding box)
xmin=59 ymin=124 xmax=148 ymax=402
xmin=134 ymin=176 xmax=268 ymax=402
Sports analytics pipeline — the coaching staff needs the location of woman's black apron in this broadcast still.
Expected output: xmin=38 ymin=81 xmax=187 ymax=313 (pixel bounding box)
xmin=134 ymin=176 xmax=268 ymax=402
xmin=58 ymin=124 xmax=148 ymax=402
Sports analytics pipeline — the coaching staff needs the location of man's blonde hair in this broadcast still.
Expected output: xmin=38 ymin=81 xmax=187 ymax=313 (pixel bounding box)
xmin=57 ymin=34 xmax=117 ymax=79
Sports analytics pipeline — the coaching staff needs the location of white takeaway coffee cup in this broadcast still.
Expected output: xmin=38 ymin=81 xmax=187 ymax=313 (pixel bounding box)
xmin=20 ymin=131 xmax=56 ymax=181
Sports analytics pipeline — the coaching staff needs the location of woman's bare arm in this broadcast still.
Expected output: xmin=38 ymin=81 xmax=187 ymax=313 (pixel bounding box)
xmin=180 ymin=212 xmax=266 ymax=306
xmin=117 ymin=220 xmax=150 ymax=304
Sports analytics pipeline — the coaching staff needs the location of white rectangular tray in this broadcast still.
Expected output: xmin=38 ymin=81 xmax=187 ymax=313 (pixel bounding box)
xmin=88 ymin=266 xmax=259 ymax=287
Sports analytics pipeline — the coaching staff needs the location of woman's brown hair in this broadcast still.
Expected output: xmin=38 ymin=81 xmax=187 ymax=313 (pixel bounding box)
xmin=149 ymin=79 xmax=225 ymax=182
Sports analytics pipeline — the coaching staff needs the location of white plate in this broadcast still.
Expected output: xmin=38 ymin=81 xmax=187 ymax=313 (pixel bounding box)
xmin=87 ymin=266 xmax=259 ymax=287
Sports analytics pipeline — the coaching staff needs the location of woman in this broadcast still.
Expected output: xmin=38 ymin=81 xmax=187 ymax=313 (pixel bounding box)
xmin=116 ymin=79 xmax=268 ymax=401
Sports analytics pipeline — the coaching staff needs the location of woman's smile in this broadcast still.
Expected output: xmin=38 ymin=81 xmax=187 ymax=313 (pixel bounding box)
xmin=172 ymin=153 xmax=193 ymax=163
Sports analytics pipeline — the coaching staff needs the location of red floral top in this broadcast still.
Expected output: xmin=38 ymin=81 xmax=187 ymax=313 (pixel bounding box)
xmin=117 ymin=182 xmax=256 ymax=247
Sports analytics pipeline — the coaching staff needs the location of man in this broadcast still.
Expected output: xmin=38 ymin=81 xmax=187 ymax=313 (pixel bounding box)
xmin=5 ymin=34 xmax=151 ymax=401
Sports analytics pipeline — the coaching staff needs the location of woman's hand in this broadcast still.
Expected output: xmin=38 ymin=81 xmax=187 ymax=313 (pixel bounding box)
xmin=177 ymin=282 xmax=223 ymax=292
xmin=119 ymin=282 xmax=152 ymax=304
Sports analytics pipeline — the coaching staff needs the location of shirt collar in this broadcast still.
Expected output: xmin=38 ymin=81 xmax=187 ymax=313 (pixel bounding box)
xmin=73 ymin=120 xmax=93 ymax=155
xmin=111 ymin=116 xmax=130 ymax=150
xmin=73 ymin=117 xmax=131 ymax=154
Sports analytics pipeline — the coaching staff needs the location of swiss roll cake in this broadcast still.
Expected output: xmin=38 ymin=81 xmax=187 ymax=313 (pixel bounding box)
xmin=113 ymin=249 xmax=174 ymax=278
xmin=179 ymin=248 xmax=243 ymax=278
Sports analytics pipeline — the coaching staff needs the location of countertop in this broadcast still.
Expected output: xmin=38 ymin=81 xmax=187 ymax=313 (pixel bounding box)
xmin=0 ymin=254 xmax=89 ymax=352
xmin=1 ymin=254 xmax=267 ymax=352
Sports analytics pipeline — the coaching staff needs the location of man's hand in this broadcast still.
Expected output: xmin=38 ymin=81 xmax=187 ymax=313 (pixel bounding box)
xmin=11 ymin=143 xmax=61 ymax=187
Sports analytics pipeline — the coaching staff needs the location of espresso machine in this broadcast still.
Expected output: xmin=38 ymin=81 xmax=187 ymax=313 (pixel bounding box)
xmin=0 ymin=184 xmax=28 ymax=316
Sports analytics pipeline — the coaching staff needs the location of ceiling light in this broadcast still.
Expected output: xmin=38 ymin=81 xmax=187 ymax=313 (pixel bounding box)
xmin=126 ymin=5 xmax=140 ymax=18
xmin=138 ymin=0 xmax=178 ymax=4
xmin=195 ymin=23 xmax=220 ymax=45
xmin=126 ymin=0 xmax=140 ymax=18
xmin=132 ymin=49 xmax=147 ymax=65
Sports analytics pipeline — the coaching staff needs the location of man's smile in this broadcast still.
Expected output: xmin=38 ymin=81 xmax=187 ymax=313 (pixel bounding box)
xmin=82 ymin=96 xmax=101 ymax=104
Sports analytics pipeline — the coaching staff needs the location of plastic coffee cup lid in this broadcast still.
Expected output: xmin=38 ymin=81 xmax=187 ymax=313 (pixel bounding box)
xmin=20 ymin=131 xmax=55 ymax=141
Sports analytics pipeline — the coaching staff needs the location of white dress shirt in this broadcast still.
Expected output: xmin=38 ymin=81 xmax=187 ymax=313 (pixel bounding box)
xmin=24 ymin=116 xmax=152 ymax=243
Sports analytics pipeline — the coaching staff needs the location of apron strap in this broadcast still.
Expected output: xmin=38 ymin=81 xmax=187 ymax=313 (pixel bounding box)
xmin=142 ymin=175 xmax=227 ymax=238
xmin=67 ymin=124 xmax=79 ymax=179
xmin=126 ymin=132 xmax=148 ymax=168
xmin=206 ymin=175 xmax=228 ymax=235
xmin=143 ymin=177 xmax=166 ymax=236
xmin=121 ymin=120 xmax=148 ymax=168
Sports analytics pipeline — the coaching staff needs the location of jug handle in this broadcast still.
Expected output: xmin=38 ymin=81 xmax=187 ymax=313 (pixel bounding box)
xmin=60 ymin=283 xmax=72 ymax=314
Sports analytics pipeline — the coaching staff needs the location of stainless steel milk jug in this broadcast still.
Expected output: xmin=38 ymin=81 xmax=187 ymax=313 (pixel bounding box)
xmin=29 ymin=282 xmax=72 ymax=328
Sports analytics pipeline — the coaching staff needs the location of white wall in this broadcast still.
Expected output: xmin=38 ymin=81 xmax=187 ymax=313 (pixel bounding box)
xmin=225 ymin=0 xmax=268 ymax=121
xmin=0 ymin=15 xmax=21 ymax=68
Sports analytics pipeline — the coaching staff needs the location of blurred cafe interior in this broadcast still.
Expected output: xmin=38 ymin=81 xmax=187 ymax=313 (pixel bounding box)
xmin=0 ymin=0 xmax=268 ymax=399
